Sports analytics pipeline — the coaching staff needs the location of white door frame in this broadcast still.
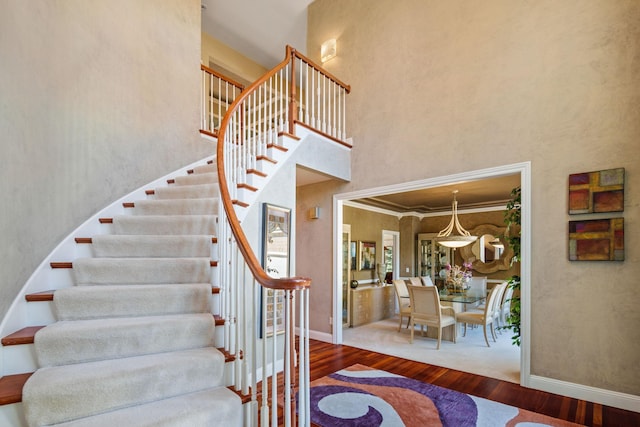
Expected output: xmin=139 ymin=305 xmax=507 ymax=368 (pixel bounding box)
xmin=332 ymin=161 xmax=531 ymax=386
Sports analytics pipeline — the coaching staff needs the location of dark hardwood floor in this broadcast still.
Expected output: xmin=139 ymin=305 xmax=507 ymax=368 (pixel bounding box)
xmin=308 ymin=339 xmax=639 ymax=427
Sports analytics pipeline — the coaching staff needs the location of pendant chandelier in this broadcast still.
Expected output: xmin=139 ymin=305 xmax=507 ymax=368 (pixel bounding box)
xmin=434 ymin=190 xmax=478 ymax=248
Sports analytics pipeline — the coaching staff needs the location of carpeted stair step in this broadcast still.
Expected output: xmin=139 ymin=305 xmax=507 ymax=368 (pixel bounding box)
xmin=53 ymin=283 xmax=212 ymax=320
xmin=91 ymin=235 xmax=212 ymax=258
xmin=173 ymin=172 xmax=217 ymax=186
xmin=112 ymin=215 xmax=216 ymax=235
xmin=190 ymin=163 xmax=216 ymax=175
xmin=153 ymin=183 xmax=218 ymax=200
xmin=34 ymin=313 xmax=215 ymax=367
xmin=49 ymin=387 xmax=241 ymax=427
xmin=22 ymin=347 xmax=226 ymax=427
xmin=129 ymin=198 xmax=218 ymax=215
xmin=73 ymin=258 xmax=211 ymax=285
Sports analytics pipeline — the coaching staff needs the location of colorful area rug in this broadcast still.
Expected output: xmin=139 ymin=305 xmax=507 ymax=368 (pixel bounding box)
xmin=307 ymin=364 xmax=582 ymax=426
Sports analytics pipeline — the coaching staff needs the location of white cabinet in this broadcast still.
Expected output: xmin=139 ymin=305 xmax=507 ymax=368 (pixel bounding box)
xmin=417 ymin=233 xmax=452 ymax=287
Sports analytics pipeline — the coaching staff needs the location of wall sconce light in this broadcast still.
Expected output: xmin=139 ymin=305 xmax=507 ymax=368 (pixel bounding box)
xmin=321 ymin=39 xmax=336 ymax=63
xmin=308 ymin=207 xmax=321 ymax=220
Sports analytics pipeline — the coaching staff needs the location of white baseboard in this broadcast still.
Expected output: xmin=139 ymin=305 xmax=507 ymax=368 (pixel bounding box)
xmin=308 ymin=329 xmax=333 ymax=344
xmin=529 ymin=375 xmax=639 ymax=413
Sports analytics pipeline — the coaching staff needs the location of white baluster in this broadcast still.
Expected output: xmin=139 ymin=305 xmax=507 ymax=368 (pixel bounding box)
xmin=342 ymin=87 xmax=347 ymax=141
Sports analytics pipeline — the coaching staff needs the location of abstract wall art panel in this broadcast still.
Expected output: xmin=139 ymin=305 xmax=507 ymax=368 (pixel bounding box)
xmin=568 ymin=168 xmax=624 ymax=214
xmin=569 ymin=218 xmax=624 ymax=261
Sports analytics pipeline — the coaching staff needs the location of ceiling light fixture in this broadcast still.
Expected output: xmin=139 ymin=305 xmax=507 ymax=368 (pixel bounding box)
xmin=434 ymin=190 xmax=478 ymax=248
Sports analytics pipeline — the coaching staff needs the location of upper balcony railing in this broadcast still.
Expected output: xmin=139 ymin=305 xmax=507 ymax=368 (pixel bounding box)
xmin=201 ymin=46 xmax=350 ymax=427
xmin=200 ymin=64 xmax=244 ymax=137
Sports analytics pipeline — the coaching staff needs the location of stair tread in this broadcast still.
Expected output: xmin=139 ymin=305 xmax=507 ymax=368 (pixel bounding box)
xmin=1 ymin=326 xmax=45 ymax=346
xmin=42 ymin=386 xmax=241 ymax=426
xmin=25 ymin=286 xmax=219 ymax=302
xmin=23 ymin=348 xmax=227 ymax=426
xmin=25 ymin=290 xmax=55 ymax=301
xmin=0 ymin=344 xmax=234 ymax=407
xmin=0 ymin=373 xmax=32 ymax=405
xmin=3 ymin=315 xmax=224 ymax=347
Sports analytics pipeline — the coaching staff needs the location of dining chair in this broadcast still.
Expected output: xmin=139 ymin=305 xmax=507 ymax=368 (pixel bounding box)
xmin=420 ymin=276 xmax=435 ymax=287
xmin=406 ymin=285 xmax=456 ymax=349
xmin=488 ymin=282 xmax=507 ymax=339
xmin=467 ymin=276 xmax=487 ymax=296
xmin=392 ymin=279 xmax=411 ymax=331
xmin=499 ymin=283 xmax=514 ymax=327
xmin=408 ymin=277 xmax=422 ymax=287
xmin=456 ymin=282 xmax=505 ymax=347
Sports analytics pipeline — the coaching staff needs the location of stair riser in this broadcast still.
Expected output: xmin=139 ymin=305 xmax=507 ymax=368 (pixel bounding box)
xmin=49 ymin=388 xmax=242 ymax=427
xmin=131 ymin=198 xmax=218 ymax=216
xmin=173 ymin=172 xmax=217 ymax=186
xmin=244 ymin=173 xmax=267 ymax=188
xmin=73 ymin=259 xmax=212 ymax=285
xmin=236 ymin=188 xmax=257 ymax=206
xmin=0 ymin=322 xmax=228 ymax=376
xmin=55 ymin=284 xmax=213 ymax=320
xmin=35 ymin=315 xmax=216 ymax=367
xmin=154 ymin=184 xmax=219 ymax=200
xmin=26 ymin=301 xmax=55 ymax=326
xmin=92 ymin=235 xmax=212 ymax=258
xmin=2 ymin=344 xmax=37 ymax=375
xmin=113 ymin=216 xmax=217 ymax=236
xmin=191 ymin=164 xmax=216 ymax=174
xmin=0 ymin=403 xmax=23 ymax=427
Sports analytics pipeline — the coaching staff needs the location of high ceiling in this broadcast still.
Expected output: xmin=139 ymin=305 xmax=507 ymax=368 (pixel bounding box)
xmin=200 ymin=0 xmax=313 ymax=69
xmin=200 ymin=2 xmax=520 ymax=213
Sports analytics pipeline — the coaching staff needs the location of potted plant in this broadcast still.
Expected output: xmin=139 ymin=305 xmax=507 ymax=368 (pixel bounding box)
xmin=501 ymin=186 xmax=521 ymax=346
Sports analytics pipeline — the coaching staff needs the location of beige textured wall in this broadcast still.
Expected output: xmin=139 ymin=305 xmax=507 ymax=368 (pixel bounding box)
xmin=343 ymin=206 xmax=399 ymax=282
xmin=0 ymin=0 xmax=209 ymax=320
xmin=201 ymin=32 xmax=267 ymax=83
xmin=303 ymin=0 xmax=640 ymax=395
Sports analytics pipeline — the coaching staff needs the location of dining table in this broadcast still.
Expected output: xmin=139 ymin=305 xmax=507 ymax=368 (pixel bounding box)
xmin=438 ymin=289 xmax=486 ymax=305
xmin=422 ymin=289 xmax=487 ymax=342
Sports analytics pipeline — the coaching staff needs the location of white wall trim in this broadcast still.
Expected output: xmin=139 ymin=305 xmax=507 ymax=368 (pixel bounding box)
xmin=529 ymin=375 xmax=640 ymax=413
xmin=308 ymin=329 xmax=333 ymax=344
xmin=343 ymin=199 xmax=508 ymax=219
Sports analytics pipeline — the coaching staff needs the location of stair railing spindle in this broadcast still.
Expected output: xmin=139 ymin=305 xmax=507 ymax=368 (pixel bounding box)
xmin=205 ymin=46 xmax=351 ymax=426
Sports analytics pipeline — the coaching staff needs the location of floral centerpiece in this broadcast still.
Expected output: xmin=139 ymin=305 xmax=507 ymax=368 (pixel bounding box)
xmin=445 ymin=262 xmax=473 ymax=294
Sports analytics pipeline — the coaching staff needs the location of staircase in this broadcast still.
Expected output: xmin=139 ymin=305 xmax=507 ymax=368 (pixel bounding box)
xmin=1 ymin=161 xmax=244 ymax=426
xmin=1 ymin=45 xmax=351 ymax=426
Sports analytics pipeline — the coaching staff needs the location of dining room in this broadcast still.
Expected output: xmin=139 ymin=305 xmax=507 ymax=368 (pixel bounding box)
xmin=339 ymin=171 xmax=522 ymax=384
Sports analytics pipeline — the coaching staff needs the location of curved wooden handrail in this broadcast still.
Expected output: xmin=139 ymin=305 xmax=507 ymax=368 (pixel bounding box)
xmin=200 ymin=64 xmax=245 ymax=90
xmin=216 ymin=46 xmax=311 ymax=291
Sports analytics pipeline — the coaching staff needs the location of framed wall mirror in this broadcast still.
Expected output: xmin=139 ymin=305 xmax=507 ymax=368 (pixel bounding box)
xmin=459 ymin=224 xmax=514 ymax=274
xmin=262 ymin=203 xmax=291 ymax=278
xmin=260 ymin=204 xmax=290 ymax=338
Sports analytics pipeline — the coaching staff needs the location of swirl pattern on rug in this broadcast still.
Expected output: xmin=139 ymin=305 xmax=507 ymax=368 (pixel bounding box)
xmin=304 ymin=364 xmax=583 ymax=427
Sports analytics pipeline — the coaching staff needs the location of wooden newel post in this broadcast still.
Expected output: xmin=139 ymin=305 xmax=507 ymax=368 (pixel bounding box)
xmin=288 ymin=49 xmax=298 ymax=135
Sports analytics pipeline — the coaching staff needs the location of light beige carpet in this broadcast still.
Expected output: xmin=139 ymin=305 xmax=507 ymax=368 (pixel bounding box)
xmin=342 ymin=316 xmax=520 ymax=383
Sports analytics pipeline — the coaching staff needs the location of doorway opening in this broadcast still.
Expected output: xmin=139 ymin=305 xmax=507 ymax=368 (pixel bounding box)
xmin=332 ymin=162 xmax=531 ymax=386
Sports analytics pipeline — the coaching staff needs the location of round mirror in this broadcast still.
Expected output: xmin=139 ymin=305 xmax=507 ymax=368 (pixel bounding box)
xmin=459 ymin=224 xmax=514 ymax=274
